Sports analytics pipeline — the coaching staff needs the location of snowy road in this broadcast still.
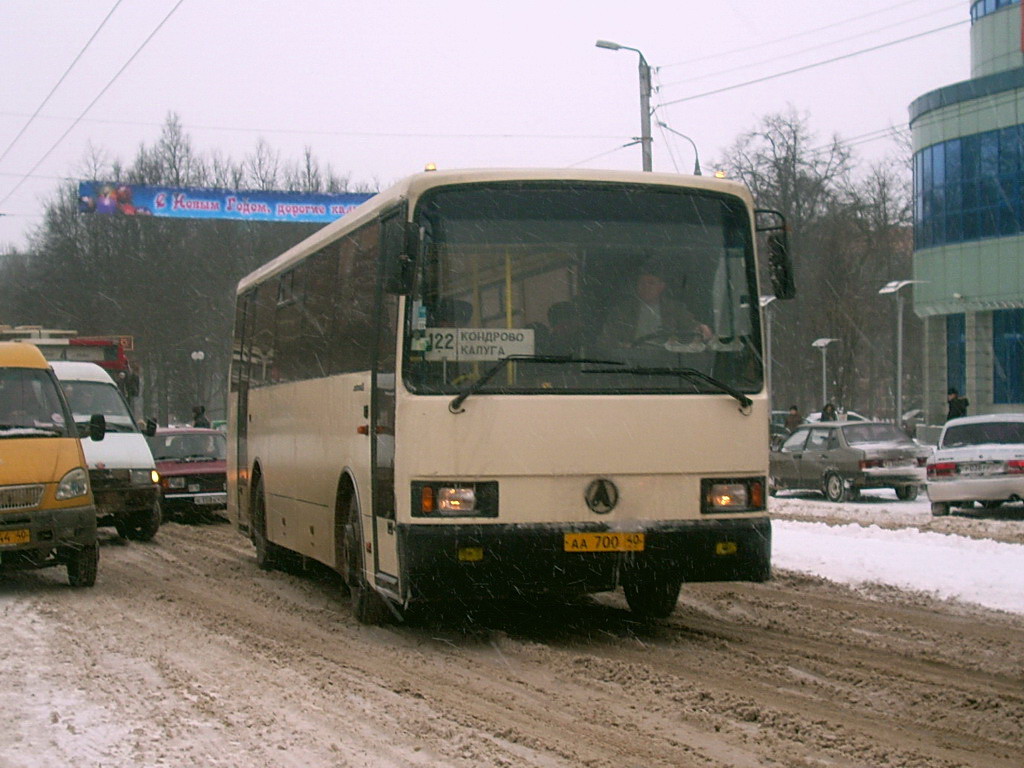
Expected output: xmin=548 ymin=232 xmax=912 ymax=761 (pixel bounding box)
xmin=1 ymin=498 xmax=1022 ymax=768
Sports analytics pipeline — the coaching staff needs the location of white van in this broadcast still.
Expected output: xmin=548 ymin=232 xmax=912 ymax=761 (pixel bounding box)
xmin=50 ymin=361 xmax=161 ymax=540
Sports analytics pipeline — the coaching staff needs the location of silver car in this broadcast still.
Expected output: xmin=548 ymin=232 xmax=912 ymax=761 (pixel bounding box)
xmin=770 ymin=421 xmax=929 ymax=502
xmin=927 ymin=413 xmax=1024 ymax=516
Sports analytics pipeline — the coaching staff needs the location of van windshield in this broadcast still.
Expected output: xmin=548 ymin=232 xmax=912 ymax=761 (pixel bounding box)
xmin=61 ymin=380 xmax=137 ymax=433
xmin=0 ymin=368 xmax=73 ymax=438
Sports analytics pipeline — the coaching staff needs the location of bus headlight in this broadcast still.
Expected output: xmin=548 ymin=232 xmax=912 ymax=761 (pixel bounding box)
xmin=412 ymin=482 xmax=499 ymax=518
xmin=56 ymin=468 xmax=90 ymax=500
xmin=701 ymin=477 xmax=765 ymax=513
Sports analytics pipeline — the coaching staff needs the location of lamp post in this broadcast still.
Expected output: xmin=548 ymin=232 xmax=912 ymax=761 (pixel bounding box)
xmin=657 ymin=122 xmax=702 ymax=175
xmin=811 ymin=338 xmax=839 ymax=406
xmin=596 ymin=39 xmax=653 ymax=172
xmin=759 ymin=295 xmax=777 ymax=399
xmin=878 ymin=280 xmax=925 ymax=425
xmin=190 ymin=350 xmax=205 ymax=405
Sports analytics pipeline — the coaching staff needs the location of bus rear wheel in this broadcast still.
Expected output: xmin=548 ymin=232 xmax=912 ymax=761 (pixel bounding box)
xmin=623 ymin=567 xmax=681 ymax=619
xmin=343 ymin=497 xmax=390 ymax=626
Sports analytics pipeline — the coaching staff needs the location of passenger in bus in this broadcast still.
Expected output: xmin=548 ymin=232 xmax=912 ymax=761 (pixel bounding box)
xmin=544 ymin=301 xmax=582 ymax=356
xmin=599 ymin=260 xmax=712 ymax=348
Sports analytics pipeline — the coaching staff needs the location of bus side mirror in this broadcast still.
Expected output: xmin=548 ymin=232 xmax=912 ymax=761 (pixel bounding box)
xmin=382 ymin=218 xmax=418 ymax=295
xmin=144 ymin=417 xmax=158 ymax=437
xmin=767 ymin=231 xmax=796 ymax=300
xmin=755 ymin=208 xmax=796 ymax=300
xmin=89 ymin=413 xmax=106 ymax=442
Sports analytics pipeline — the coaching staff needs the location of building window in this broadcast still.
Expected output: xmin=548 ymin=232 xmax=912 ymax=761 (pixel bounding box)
xmin=993 ymin=309 xmax=1024 ymax=403
xmin=947 ymin=313 xmax=966 ymax=396
xmin=914 ymin=124 xmax=1024 ymax=249
xmin=971 ymin=0 xmax=1020 ymax=23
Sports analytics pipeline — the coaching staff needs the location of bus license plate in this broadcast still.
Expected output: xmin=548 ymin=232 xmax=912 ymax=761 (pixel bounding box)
xmin=564 ymin=532 xmax=644 ymax=553
xmin=0 ymin=529 xmax=30 ymax=547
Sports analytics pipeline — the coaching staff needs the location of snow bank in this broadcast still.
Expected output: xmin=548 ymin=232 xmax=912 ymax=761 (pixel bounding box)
xmin=773 ymin=519 xmax=1024 ymax=615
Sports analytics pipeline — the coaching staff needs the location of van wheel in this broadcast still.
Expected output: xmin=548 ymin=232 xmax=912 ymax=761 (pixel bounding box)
xmin=344 ymin=497 xmax=390 ymax=625
xmin=252 ymin=478 xmax=283 ymax=571
xmin=118 ymin=500 xmax=162 ymax=542
xmin=66 ymin=544 xmax=98 ymax=587
xmin=895 ymin=485 xmax=919 ymax=501
xmin=623 ymin=566 xmax=681 ymax=619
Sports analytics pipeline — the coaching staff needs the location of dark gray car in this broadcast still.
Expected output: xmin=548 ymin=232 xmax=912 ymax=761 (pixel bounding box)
xmin=770 ymin=421 xmax=929 ymax=502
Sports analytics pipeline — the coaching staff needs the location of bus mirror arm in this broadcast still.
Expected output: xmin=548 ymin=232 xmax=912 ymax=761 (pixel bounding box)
xmin=382 ymin=222 xmax=419 ymax=295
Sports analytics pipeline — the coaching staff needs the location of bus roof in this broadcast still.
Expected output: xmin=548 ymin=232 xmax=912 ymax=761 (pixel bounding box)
xmin=0 ymin=341 xmax=51 ymax=369
xmin=236 ymin=167 xmax=754 ymax=295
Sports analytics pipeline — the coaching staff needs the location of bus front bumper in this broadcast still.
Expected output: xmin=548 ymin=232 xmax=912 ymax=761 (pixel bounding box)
xmin=397 ymin=517 xmax=771 ymax=602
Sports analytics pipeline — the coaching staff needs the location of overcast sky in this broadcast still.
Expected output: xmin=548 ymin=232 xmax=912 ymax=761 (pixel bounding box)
xmin=0 ymin=0 xmax=972 ymax=249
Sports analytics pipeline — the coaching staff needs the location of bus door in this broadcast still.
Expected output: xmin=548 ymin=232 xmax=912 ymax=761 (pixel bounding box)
xmin=233 ymin=290 xmax=256 ymax=531
xmin=370 ymin=209 xmax=405 ymax=584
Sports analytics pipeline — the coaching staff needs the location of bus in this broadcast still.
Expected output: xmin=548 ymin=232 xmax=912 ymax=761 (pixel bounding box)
xmin=228 ymin=168 xmax=794 ymax=624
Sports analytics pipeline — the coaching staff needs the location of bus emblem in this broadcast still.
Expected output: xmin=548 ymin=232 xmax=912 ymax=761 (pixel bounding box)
xmin=585 ymin=479 xmax=618 ymax=514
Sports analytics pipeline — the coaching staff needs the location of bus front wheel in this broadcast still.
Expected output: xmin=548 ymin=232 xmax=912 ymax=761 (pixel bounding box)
xmin=252 ymin=478 xmax=283 ymax=571
xmin=623 ymin=567 xmax=682 ymax=619
xmin=343 ymin=497 xmax=390 ymax=626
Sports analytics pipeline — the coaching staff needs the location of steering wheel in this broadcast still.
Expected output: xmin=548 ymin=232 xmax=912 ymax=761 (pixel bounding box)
xmin=629 ymin=330 xmax=674 ymax=348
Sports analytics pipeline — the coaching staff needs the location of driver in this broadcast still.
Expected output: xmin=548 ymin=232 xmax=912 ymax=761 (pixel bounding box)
xmin=599 ymin=258 xmax=712 ymax=348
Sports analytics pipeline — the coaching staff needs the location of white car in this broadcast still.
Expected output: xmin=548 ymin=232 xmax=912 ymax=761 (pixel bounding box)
xmin=804 ymin=410 xmax=869 ymax=423
xmin=926 ymin=413 xmax=1024 ymax=515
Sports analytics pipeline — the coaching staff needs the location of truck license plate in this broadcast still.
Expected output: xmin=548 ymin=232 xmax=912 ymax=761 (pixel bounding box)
xmin=564 ymin=532 xmax=644 ymax=552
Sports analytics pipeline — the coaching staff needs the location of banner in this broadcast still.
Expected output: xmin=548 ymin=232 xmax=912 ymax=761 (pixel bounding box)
xmin=77 ymin=182 xmax=373 ymax=223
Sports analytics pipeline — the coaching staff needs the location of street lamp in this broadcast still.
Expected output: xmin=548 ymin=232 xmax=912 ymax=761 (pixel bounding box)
xmin=190 ymin=350 xmax=206 ymax=405
xmin=879 ymin=279 xmax=925 ymax=426
xmin=657 ymin=121 xmax=702 ymax=175
xmin=759 ymin=295 xmax=777 ymax=398
xmin=811 ymin=338 xmax=839 ymax=406
xmin=596 ymin=39 xmax=653 ymax=172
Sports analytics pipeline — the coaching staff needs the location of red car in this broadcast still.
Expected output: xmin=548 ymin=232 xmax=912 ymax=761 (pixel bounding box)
xmin=145 ymin=427 xmax=227 ymax=521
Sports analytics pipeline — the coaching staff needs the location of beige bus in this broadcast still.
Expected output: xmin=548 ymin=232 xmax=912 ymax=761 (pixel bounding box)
xmin=228 ymin=168 xmax=794 ymax=624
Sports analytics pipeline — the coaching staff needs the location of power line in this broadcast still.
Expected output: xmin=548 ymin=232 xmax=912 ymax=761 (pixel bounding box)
xmin=659 ymin=0 xmax=950 ymax=69
xmin=0 ymin=0 xmax=187 ymax=209
xmin=566 ymin=140 xmax=640 ymax=168
xmin=0 ymin=1 xmax=124 ymax=168
xmin=659 ymin=19 xmax=968 ymax=109
xmin=658 ymin=2 xmax=964 ymax=89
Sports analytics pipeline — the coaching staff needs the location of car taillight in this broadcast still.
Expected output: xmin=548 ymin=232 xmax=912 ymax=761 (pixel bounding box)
xmin=859 ymin=459 xmax=883 ymax=470
xmin=927 ymin=462 xmax=957 ymax=479
xmin=1006 ymin=460 xmax=1024 ymax=475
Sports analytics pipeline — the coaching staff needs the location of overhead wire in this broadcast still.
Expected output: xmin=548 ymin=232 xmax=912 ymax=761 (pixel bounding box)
xmin=0 ymin=0 xmax=125 ymax=168
xmin=0 ymin=0 xmax=187 ymax=209
xmin=658 ymin=19 xmax=968 ymax=109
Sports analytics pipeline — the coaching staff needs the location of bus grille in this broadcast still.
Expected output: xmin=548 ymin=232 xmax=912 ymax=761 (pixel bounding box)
xmin=0 ymin=484 xmax=44 ymax=512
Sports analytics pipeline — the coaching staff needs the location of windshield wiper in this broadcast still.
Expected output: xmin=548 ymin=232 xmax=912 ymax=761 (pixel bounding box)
xmin=582 ymin=366 xmax=753 ymax=409
xmin=449 ymin=355 xmax=625 ymax=413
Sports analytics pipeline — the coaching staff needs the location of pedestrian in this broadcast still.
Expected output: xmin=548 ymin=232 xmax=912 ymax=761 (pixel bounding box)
xmin=192 ymin=405 xmax=211 ymax=428
xmin=820 ymin=403 xmax=838 ymax=421
xmin=946 ymin=388 xmax=969 ymax=421
xmin=784 ymin=404 xmax=802 ymax=433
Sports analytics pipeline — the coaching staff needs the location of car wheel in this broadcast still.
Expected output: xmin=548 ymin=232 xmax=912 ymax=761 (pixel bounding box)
xmin=65 ymin=544 xmax=98 ymax=587
xmin=623 ymin=566 xmax=682 ymax=619
xmin=931 ymin=501 xmax=950 ymax=516
xmin=823 ymin=472 xmax=847 ymax=503
xmin=895 ymin=485 xmax=919 ymax=501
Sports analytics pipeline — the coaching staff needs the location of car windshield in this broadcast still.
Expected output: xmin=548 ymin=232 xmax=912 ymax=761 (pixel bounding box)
xmin=842 ymin=423 xmax=913 ymax=445
xmin=61 ymin=380 xmax=137 ymax=433
xmin=0 ymin=367 xmax=73 ymax=438
xmin=942 ymin=421 xmax=1024 ymax=447
xmin=147 ymin=432 xmax=227 ymax=461
xmin=404 ymin=182 xmax=761 ymax=396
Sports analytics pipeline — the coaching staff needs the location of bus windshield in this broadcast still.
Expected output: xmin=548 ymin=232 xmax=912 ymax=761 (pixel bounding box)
xmin=404 ymin=182 xmax=761 ymax=395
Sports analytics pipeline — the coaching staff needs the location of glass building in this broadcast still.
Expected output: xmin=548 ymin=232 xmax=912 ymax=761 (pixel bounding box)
xmin=910 ymin=0 xmax=1024 ymax=424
